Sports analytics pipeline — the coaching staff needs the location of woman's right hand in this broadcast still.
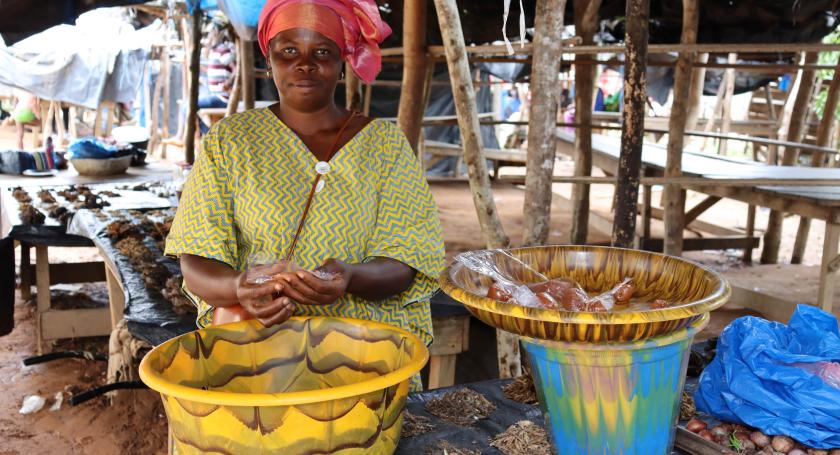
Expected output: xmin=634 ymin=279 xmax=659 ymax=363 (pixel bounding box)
xmin=234 ymin=269 xmax=296 ymax=327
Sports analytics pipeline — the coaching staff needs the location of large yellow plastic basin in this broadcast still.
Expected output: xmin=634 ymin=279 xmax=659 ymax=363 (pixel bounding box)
xmin=139 ymin=317 xmax=429 ymax=454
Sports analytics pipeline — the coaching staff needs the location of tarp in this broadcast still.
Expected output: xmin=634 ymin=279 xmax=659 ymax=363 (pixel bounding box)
xmin=0 ymin=9 xmax=162 ymax=109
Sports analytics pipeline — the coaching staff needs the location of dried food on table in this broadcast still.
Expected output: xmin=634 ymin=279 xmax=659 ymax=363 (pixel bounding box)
xmin=105 ymin=220 xmax=143 ymax=241
xmin=401 ymin=412 xmax=435 ymax=438
xmin=138 ymin=262 xmax=169 ymax=290
xmin=12 ymin=187 xmax=31 ymax=203
xmin=82 ymin=194 xmax=110 ymax=209
xmin=680 ymin=390 xmax=696 ymax=421
xmin=490 ymin=420 xmax=552 ymax=455
xmin=162 ymin=276 xmax=194 ymax=315
xmin=502 ymin=371 xmax=538 ymax=405
xmin=57 ymin=188 xmax=79 ymax=202
xmin=37 ymin=189 xmax=56 ymax=204
xmin=425 ymin=388 xmax=496 ymax=427
xmin=19 ymin=204 xmax=45 ymax=225
xmin=425 ymin=440 xmax=480 ymax=455
xmin=99 ymin=190 xmax=121 ymax=197
xmin=115 ymin=237 xmax=155 ymax=263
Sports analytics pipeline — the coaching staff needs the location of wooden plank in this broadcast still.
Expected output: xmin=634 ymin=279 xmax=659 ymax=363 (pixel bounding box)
xmin=688 ymin=184 xmax=838 ymax=223
xmin=818 ymin=223 xmax=840 ymax=313
xmin=43 ymin=262 xmax=106 ymax=284
xmin=763 ymin=51 xmax=821 ymax=264
xmin=430 ymin=316 xmax=469 ymax=356
xmin=612 ymin=0 xmax=651 ymax=248
xmin=685 ymin=52 xmax=708 ymax=130
xmin=791 ymin=54 xmax=840 ymax=264
xmin=717 ymin=53 xmax=737 ymax=155
xmin=428 ymin=354 xmax=457 ymax=389
xmin=641 ymin=236 xmax=759 ymax=252
xmin=40 ymin=308 xmax=112 ymax=340
xmin=225 ymin=37 xmax=241 ymax=117
xmin=504 ymin=175 xmax=840 ymax=188
xmin=104 ymin=263 xmax=126 ymax=329
xmin=644 ymin=205 xmax=741 ymax=237
xmin=743 ymin=205 xmax=756 ymax=263
xmin=35 ymin=245 xmax=50 ymax=354
xmin=396 ymin=0 xmax=428 ymax=151
xmin=570 ymin=0 xmax=602 ymax=245
xmin=728 ymin=285 xmax=800 ymax=324
xmin=684 ymin=196 xmax=722 ymax=225
xmin=663 ymin=0 xmax=698 ymax=256
xmin=19 ymin=242 xmax=31 ymax=301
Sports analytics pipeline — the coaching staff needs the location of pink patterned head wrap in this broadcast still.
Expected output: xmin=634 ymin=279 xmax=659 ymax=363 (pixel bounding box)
xmin=258 ymin=0 xmax=391 ymax=83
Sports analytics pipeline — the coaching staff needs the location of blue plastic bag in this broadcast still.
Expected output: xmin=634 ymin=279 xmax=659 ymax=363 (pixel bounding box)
xmin=67 ymin=138 xmax=131 ymax=160
xmin=695 ymin=304 xmax=840 ymax=448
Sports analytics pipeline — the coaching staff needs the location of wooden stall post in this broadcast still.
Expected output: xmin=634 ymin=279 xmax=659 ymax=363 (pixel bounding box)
xmin=432 ymin=0 xmax=512 ymax=378
xmin=240 ymin=40 xmax=256 ymax=110
xmin=396 ymin=0 xmax=428 ymax=152
xmin=225 ymin=37 xmax=242 ymax=117
xmin=761 ymin=51 xmax=820 ymax=264
xmin=612 ymin=0 xmax=651 ymax=248
xmin=345 ymin=63 xmax=362 ymax=112
xmin=663 ymin=0 xmax=699 ymax=257
xmin=523 ymin=0 xmax=567 ymax=246
xmin=569 ymin=0 xmax=602 ymax=245
xmin=183 ymin=6 xmax=202 ymax=165
xmin=685 ymin=52 xmax=708 ymax=131
xmin=792 ymin=54 xmax=840 ymax=264
xmin=717 ymin=52 xmax=737 ymax=155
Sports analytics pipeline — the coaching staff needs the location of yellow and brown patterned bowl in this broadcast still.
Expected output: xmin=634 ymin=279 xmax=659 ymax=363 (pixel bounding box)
xmin=440 ymin=245 xmax=730 ymax=342
xmin=139 ymin=317 xmax=429 ymax=454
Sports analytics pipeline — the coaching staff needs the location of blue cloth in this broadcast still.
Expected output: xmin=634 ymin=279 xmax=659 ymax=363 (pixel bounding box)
xmin=67 ymin=138 xmax=131 ymax=160
xmin=197 ymin=94 xmax=228 ymax=134
xmin=695 ymin=305 xmax=840 ymax=449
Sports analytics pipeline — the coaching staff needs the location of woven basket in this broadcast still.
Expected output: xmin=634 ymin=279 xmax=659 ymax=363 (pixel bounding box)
xmin=70 ymin=155 xmax=133 ymax=176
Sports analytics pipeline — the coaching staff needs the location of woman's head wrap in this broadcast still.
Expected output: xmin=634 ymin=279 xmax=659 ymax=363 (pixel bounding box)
xmin=258 ymin=0 xmax=391 ymax=83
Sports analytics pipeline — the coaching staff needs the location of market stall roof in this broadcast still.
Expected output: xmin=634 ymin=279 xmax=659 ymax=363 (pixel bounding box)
xmin=0 ymin=0 xmax=149 ymax=45
xmin=3 ymin=1 xmax=837 ymax=48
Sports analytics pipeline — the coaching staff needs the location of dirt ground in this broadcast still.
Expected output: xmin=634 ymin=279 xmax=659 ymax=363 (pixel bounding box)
xmin=1 ymin=122 xmax=838 ymax=453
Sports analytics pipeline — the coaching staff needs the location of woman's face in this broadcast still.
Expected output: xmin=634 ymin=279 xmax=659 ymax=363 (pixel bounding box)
xmin=267 ymin=28 xmax=343 ymax=113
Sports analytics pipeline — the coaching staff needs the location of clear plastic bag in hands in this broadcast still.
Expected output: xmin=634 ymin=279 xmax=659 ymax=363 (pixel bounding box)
xmin=244 ymin=251 xmax=301 ymax=285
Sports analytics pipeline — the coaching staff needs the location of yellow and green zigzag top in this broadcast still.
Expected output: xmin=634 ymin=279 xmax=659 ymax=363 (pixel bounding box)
xmin=165 ymin=108 xmax=445 ymax=347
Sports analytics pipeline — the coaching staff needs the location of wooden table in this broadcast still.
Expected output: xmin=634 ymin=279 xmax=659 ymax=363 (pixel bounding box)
xmin=0 ymin=181 xmax=174 ymax=352
xmin=555 ymin=130 xmax=840 ymax=312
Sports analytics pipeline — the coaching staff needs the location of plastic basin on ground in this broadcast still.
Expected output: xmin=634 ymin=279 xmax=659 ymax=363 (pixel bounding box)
xmin=440 ymin=245 xmax=730 ymax=454
xmin=139 ymin=317 xmax=429 ymax=454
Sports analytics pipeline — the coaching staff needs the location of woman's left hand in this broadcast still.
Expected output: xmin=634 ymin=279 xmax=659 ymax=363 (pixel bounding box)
xmin=276 ymin=258 xmax=352 ymax=306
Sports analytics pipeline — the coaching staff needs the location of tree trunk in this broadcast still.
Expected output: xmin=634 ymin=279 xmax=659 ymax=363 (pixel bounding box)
xmin=791 ymin=54 xmax=840 ymax=264
xmin=184 ymin=6 xmax=202 ymax=165
xmin=569 ymin=0 xmax=602 ymax=245
xmin=612 ymin=0 xmax=651 ymax=248
xmin=397 ymin=0 xmax=428 ymax=152
xmin=663 ymin=0 xmax=699 ymax=257
xmin=522 ymin=0 xmax=568 ymax=246
xmin=761 ymin=51 xmax=820 ymax=264
xmin=433 ymin=0 xmax=512 ymax=379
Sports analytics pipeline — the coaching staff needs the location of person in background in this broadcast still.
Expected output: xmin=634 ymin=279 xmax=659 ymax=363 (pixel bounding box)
xmin=197 ymin=16 xmax=237 ymax=134
xmin=12 ymin=90 xmax=40 ymax=150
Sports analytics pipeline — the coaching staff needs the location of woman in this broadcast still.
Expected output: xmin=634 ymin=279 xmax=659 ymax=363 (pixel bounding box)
xmin=164 ymin=0 xmax=444 ymax=385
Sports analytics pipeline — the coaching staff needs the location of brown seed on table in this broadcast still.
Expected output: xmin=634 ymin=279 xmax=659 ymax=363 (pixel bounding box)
xmin=789 ymin=449 xmax=806 ymax=455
